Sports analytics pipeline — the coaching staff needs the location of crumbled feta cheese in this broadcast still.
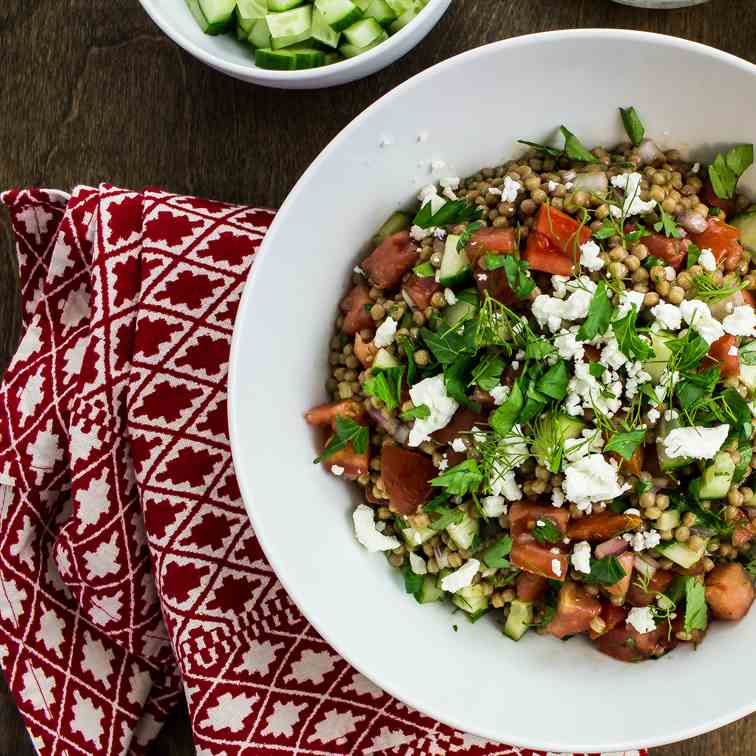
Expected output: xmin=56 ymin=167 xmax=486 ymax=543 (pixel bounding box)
xmin=536 ymin=519 xmax=546 ymax=527
xmin=651 ymin=302 xmax=682 ymax=331
xmin=680 ymin=299 xmax=725 ymax=344
xmin=511 ymin=360 xmax=520 ymax=371
xmin=551 ymin=559 xmax=563 ymax=578
xmin=723 ymin=305 xmax=756 ymax=337
xmin=442 ymin=186 xmax=458 ymax=201
xmin=616 ymin=289 xmax=646 ymax=318
xmin=551 ymin=275 xmax=570 ymax=299
xmin=331 ymin=465 xmax=344 ymax=477
xmin=481 ymin=495 xmax=507 ymax=517
xmin=439 ymin=176 xmax=460 ymax=190
xmin=433 ymin=227 xmax=447 ymax=240
xmin=629 ymin=530 xmax=661 ymax=552
xmin=662 ymin=424 xmax=730 ymax=460
xmin=417 ymin=184 xmax=446 ymax=214
xmin=600 ymin=336 xmax=629 ymax=370
xmin=490 ymin=469 xmax=523 ymax=501
xmin=571 ymin=541 xmax=592 ymax=574
xmin=374 ymin=316 xmax=398 ymax=348
xmin=353 ymin=265 xmax=366 ymax=276
xmin=440 ymin=559 xmax=480 ymax=593
xmin=728 ymin=344 xmax=739 ymax=357
xmin=531 ymin=278 xmax=596 ymax=333
xmin=410 ymin=224 xmax=433 ymax=241
xmin=353 ymin=505 xmax=401 ymax=552
xmin=551 ymin=487 xmax=565 ymax=507
xmin=609 ymin=172 xmax=658 ymax=218
xmin=627 ymin=606 xmax=657 ymax=635
xmin=444 ymin=288 xmax=457 ymax=306
xmin=579 ymin=240 xmax=605 ymax=271
xmin=565 ymin=428 xmax=604 ymax=462
xmin=408 ymin=374 xmax=459 ymax=447
xmin=566 ymin=361 xmax=622 ymax=418
xmin=555 ymin=328 xmax=585 ymax=361
xmin=489 ymin=384 xmax=510 ymax=406
xmin=487 ymin=186 xmax=502 ymax=196
xmin=698 ymin=248 xmax=717 ymax=272
xmin=477 ymin=273 xmax=488 ymax=282
xmin=647 ymin=407 xmax=661 ymax=424
xmin=450 ymin=437 xmax=466 ymax=453
xmin=437 ymin=455 xmax=449 ymax=471
xmin=501 ymin=176 xmax=522 ymax=203
xmin=409 ymin=552 xmax=427 ymax=575
xmin=664 ymin=408 xmax=679 ymax=422
xmin=663 ymin=266 xmax=676 ymax=282
xmin=563 ymin=454 xmax=630 ymax=510
xmin=547 ymin=180 xmax=559 ymax=193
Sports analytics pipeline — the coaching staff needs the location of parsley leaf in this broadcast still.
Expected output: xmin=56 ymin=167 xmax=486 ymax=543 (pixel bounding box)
xmin=576 ymin=281 xmax=612 ymax=341
xmin=517 ymin=139 xmax=563 ymax=158
xmin=484 ymin=255 xmax=536 ymax=299
xmin=560 ymin=125 xmax=600 ymax=163
xmin=400 ymin=404 xmax=430 ymax=421
xmin=471 ymin=353 xmax=505 ymax=392
xmin=589 ymin=362 xmax=606 ymax=379
xmin=686 ymin=243 xmax=701 ymax=269
xmin=675 ymin=366 xmax=720 ymax=409
xmin=482 ymin=535 xmax=513 ymax=569
xmin=403 ymin=563 xmax=424 ymax=596
xmin=414 ymin=198 xmax=484 ymax=230
xmin=604 ymin=429 xmax=646 ymax=460
xmin=429 ymin=504 xmax=465 ymax=531
xmin=457 ymin=221 xmax=485 ymax=251
xmin=583 ymin=556 xmax=627 ymax=586
xmin=708 ymin=144 xmax=754 ymax=200
xmin=525 ymin=338 xmax=556 ymax=360
xmin=635 ymin=478 xmax=653 ymax=495
xmin=490 ymin=379 xmax=523 ymax=436
xmin=643 ymin=254 xmax=665 ymax=270
xmin=593 ymin=219 xmax=616 ymax=240
xmin=536 ymin=359 xmax=569 ymax=402
xmin=612 ymin=306 xmax=653 ymax=361
xmin=314 ymin=415 xmax=369 ymax=463
xmin=431 ymin=459 xmax=483 ymax=497
xmin=619 ymin=106 xmax=645 ymax=147
xmin=413 ymin=261 xmax=435 ymax=277
xmin=399 ymin=335 xmax=416 ymax=385
xmin=444 ymin=355 xmax=479 ymax=410
xmin=363 ymin=367 xmax=404 ymax=410
xmin=654 ymin=207 xmax=683 ymax=239
xmin=420 ymin=324 xmax=474 ymax=366
xmin=668 ymin=329 xmax=710 ymax=372
xmin=683 ymin=576 xmax=708 ymax=633
xmin=531 ymin=519 xmax=562 ymax=545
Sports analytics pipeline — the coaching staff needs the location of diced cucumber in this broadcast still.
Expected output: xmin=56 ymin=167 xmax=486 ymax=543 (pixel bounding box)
xmin=254 ymin=47 xmax=297 ymax=68
xmin=343 ymin=17 xmax=384 ymax=46
xmin=446 ymin=512 xmax=479 ymax=551
xmin=315 ymin=0 xmax=363 ymax=31
xmin=338 ymin=28 xmax=387 ymax=57
xmin=199 ymin=0 xmax=237 ymax=27
xmin=267 ymin=0 xmax=305 ymax=10
xmin=365 ymin=0 xmax=397 ymax=25
xmin=237 ymin=0 xmax=268 ymax=21
xmin=354 ymin=0 xmax=370 ymax=9
xmin=532 ymin=413 xmax=584 ymax=473
xmin=324 ymin=51 xmax=342 ymax=65
xmin=311 ymin=6 xmax=341 ymax=47
xmin=266 ymin=5 xmax=312 ymax=48
xmin=657 ymin=541 xmax=705 ymax=569
xmin=248 ymin=17 xmax=271 ymax=47
xmin=656 ymin=509 xmax=680 ymax=532
xmin=452 ymin=584 xmax=488 ymax=615
xmin=739 ymin=340 xmax=756 ymax=394
xmin=388 ymin=6 xmax=417 ymax=33
xmin=373 ymin=348 xmax=399 ymax=369
xmin=287 ymin=45 xmax=326 ymax=66
xmin=731 ymin=211 xmax=756 ymax=254
xmin=642 ymin=330 xmax=674 ymax=383
xmin=416 ymin=574 xmax=443 ymax=604
xmin=385 ymin=0 xmax=412 ymax=12
xmin=187 ymin=0 xmax=235 ymax=33
xmin=238 ymin=15 xmax=257 ymax=32
xmin=699 ymin=450 xmax=735 ymax=500
xmin=442 ymin=288 xmax=479 ymax=328
xmin=401 ymin=525 xmax=434 ymax=548
xmin=372 ymin=211 xmax=411 ymax=245
xmin=236 ymin=22 xmax=251 ymax=38
xmin=656 ymin=415 xmax=694 ymax=471
xmin=439 ymin=234 xmax=472 ymax=288
xmin=504 ymin=599 xmax=533 ymax=641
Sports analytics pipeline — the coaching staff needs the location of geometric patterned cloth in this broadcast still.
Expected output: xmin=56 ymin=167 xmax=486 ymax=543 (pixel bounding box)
xmin=0 ymin=185 xmax=645 ymax=756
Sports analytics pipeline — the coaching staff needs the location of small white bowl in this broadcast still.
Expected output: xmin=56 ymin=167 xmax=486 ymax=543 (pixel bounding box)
xmin=229 ymin=29 xmax=756 ymax=752
xmin=139 ymin=0 xmax=452 ymax=89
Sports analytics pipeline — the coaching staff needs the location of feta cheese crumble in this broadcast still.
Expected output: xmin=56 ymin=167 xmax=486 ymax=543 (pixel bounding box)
xmin=564 ymin=428 xmax=604 ymax=462
xmin=698 ymin=248 xmax=717 ymax=272
xmin=723 ymin=305 xmax=756 ymax=337
xmin=662 ymin=424 xmax=730 ymax=460
xmin=728 ymin=344 xmax=739 ymax=357
xmin=571 ymin=541 xmax=592 ymax=574
xmin=616 ymin=290 xmax=645 ymax=319
xmin=647 ymin=407 xmax=661 ymax=424
xmin=609 ymin=172 xmax=657 ymax=218
xmin=353 ymin=505 xmax=400 ymax=552
xmin=489 ymin=384 xmax=510 ymax=406
xmin=410 ymin=225 xmax=433 ymax=241
xmin=650 ymin=302 xmax=682 ymax=331
xmin=373 ymin=316 xmax=398 ymax=348
xmin=491 ymin=470 xmax=523 ymax=501
xmin=331 ymin=465 xmax=344 ymax=477
xmin=501 ymin=176 xmax=522 ymax=202
xmin=440 ymin=559 xmax=480 ymax=593
xmin=579 ymin=240 xmax=605 ymax=271
xmin=679 ymin=299 xmax=725 ymax=344
xmin=444 ymin=288 xmax=457 ymax=306
xmin=481 ymin=495 xmax=507 ymax=517
xmin=555 ymin=328 xmax=585 ymax=361
xmin=439 ymin=176 xmax=460 ymax=190
xmin=627 ymin=606 xmax=657 ymax=635
xmin=563 ymin=454 xmax=630 ymax=510
xmin=551 ymin=487 xmax=565 ymax=507
xmin=551 ymin=559 xmax=563 ymax=578
xmin=630 ymin=530 xmax=661 ymax=552
xmin=450 ymin=437 xmax=466 ymax=453
xmin=408 ymin=374 xmax=459 ymax=447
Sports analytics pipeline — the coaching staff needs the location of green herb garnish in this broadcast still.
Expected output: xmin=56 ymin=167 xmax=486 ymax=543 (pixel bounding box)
xmin=612 ymin=306 xmax=653 ymax=361
xmin=489 ymin=379 xmax=523 ymax=436
xmin=604 ymin=428 xmax=646 ymax=461
xmin=482 ymin=535 xmax=513 ymax=569
xmin=619 ymin=106 xmax=645 ymax=147
xmin=691 ymin=272 xmax=748 ymax=304
xmin=708 ymin=144 xmax=754 ymax=200
xmin=576 ymin=281 xmax=612 ymax=341
xmin=399 ymin=335 xmax=416 ymax=385
xmin=470 ymin=353 xmax=505 ymax=392
xmin=583 ymin=556 xmax=627 ymax=586
xmin=531 ymin=519 xmax=562 ymax=545
xmin=484 ymin=255 xmax=536 ymax=299
xmin=535 ymin=359 xmax=569 ymax=402
xmin=457 ymin=221 xmax=485 ymax=251
xmin=431 ymin=459 xmax=484 ymax=497
xmin=589 ymin=362 xmax=606 ymax=379
xmin=683 ymin=576 xmax=708 ymax=633
xmin=643 ymin=255 xmax=665 ymax=270
xmin=400 ymin=404 xmax=431 ymax=421
xmin=412 ymin=261 xmax=435 ymax=277
xmin=403 ymin=563 xmax=424 ymax=596
xmin=314 ymin=415 xmax=369 ymax=463
xmin=654 ymin=207 xmax=683 ymax=239
xmin=686 ymin=243 xmax=701 ymax=269
xmin=560 ymin=125 xmax=600 ymax=164
xmin=363 ymin=366 xmax=404 ymax=411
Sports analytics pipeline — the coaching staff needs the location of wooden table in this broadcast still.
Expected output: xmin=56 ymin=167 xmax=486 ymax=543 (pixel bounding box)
xmin=0 ymin=0 xmax=754 ymax=753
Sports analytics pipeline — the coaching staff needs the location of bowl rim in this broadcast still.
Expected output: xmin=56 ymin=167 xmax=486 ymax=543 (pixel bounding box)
xmin=139 ymin=0 xmax=449 ymax=83
xmin=229 ymin=28 xmax=756 ymax=751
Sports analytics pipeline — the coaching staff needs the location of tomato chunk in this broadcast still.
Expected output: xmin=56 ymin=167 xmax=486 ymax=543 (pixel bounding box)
xmin=354 ymin=333 xmax=377 ymax=369
xmin=700 ymin=175 xmax=736 ymax=218
xmin=465 ymin=235 xmax=518 ymax=305
xmin=470 ymin=227 xmax=517 ymax=252
xmin=604 ymin=552 xmax=635 ymax=601
xmin=509 ymin=502 xmax=570 ymax=540
xmin=566 ymin=511 xmax=641 ymax=542
xmin=643 ymin=232 xmax=686 ymax=270
xmin=706 ymin=334 xmax=739 ymax=378
xmin=689 ymin=218 xmax=742 ymax=265
xmin=361 ymin=231 xmax=419 ymax=289
xmin=524 ymin=231 xmax=573 ymax=276
xmin=535 ymin=204 xmax=592 ymax=254
xmin=403 ymin=273 xmax=440 ymax=311
xmin=627 ymin=568 xmax=674 ymax=607
xmin=322 ymin=439 xmax=369 ymax=480
xmin=588 ymin=602 xmax=628 ymax=640
xmin=510 ymin=541 xmax=568 ymax=581
xmin=705 ymin=563 xmax=755 ymax=621
xmin=305 ymin=400 xmax=364 ymax=429
xmin=340 ymin=284 xmax=374 ymax=335
xmin=595 ymin=620 xmax=662 ymax=662
xmin=546 ymin=581 xmax=602 ymax=639
xmin=431 ymin=407 xmax=488 ymax=445
xmin=380 ymin=445 xmax=436 ymax=516
xmin=516 ymin=572 xmax=548 ymax=602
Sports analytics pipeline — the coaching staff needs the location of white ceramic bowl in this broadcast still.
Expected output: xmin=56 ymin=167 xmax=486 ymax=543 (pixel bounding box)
xmin=229 ymin=30 xmax=756 ymax=751
xmin=139 ymin=0 xmax=451 ymax=89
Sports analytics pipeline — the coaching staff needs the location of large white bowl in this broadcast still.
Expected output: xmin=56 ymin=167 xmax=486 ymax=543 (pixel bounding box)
xmin=229 ymin=30 xmax=756 ymax=751
xmin=139 ymin=0 xmax=451 ymax=89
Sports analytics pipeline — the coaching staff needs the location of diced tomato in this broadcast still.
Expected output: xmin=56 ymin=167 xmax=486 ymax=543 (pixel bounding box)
xmin=471 ymin=387 xmax=496 ymax=408
xmin=474 ymin=261 xmax=518 ymax=305
xmin=470 ymin=227 xmax=517 ymax=252
xmin=340 ymin=284 xmax=374 ymax=335
xmin=611 ymin=444 xmax=644 ymax=478
xmin=643 ymin=232 xmax=686 ymax=270
xmin=732 ymin=515 xmax=754 ymax=547
xmin=524 ymin=231 xmax=573 ymax=276
xmin=508 ymin=502 xmax=570 ymax=540
xmin=700 ymin=175 xmax=736 ymax=218
xmin=627 ymin=568 xmax=674 ymax=607
xmin=705 ymin=563 xmax=755 ymax=621
xmin=689 ymin=218 xmax=743 ymax=266
xmin=465 ymin=239 xmax=518 ymax=305
xmin=589 ymin=603 xmax=628 ymax=640
xmin=322 ymin=439 xmax=369 ymax=480
xmin=705 ymin=334 xmax=739 ymax=378
xmin=354 ymin=333 xmax=377 ymax=369
xmin=516 ymin=572 xmax=548 ymax=602
xmin=566 ymin=511 xmax=641 ymax=542
xmin=604 ymin=552 xmax=635 ymax=601
xmin=534 ymin=204 xmax=592 ymax=255
xmin=403 ymin=273 xmax=441 ymax=311
xmin=431 ymin=407 xmax=488 ymax=445
xmin=546 ymin=581 xmax=602 ymax=639
xmin=305 ymin=400 xmax=364 ymax=429
xmin=510 ymin=541 xmax=568 ymax=581
xmin=594 ymin=626 xmax=645 ymax=662
xmin=380 ymin=445 xmax=436 ymax=516
xmin=583 ymin=345 xmax=601 ymax=362
xmin=361 ymin=231 xmax=419 ymax=289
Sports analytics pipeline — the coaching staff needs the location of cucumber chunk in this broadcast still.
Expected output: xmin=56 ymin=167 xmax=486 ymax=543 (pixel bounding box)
xmin=452 ymin=584 xmax=489 ymax=615
xmin=699 ymin=450 xmax=735 ymax=500
xmin=443 ymin=298 xmax=478 ymax=329
xmin=532 ymin=413 xmax=584 ymax=472
xmin=372 ymin=348 xmax=399 ymax=369
xmin=372 ymin=211 xmax=411 ymax=245
xmin=237 ymin=0 xmax=268 ymax=21
xmin=187 ymin=0 xmax=235 ymax=33
xmin=199 ymin=0 xmax=237 ymax=26
xmin=314 ymin=0 xmax=363 ymax=31
xmin=254 ymin=47 xmax=297 ymax=68
xmin=656 ymin=509 xmax=680 ymax=532
xmin=504 ymin=599 xmax=533 ymax=640
xmin=401 ymin=525 xmax=434 ymax=548
xmin=365 ymin=0 xmax=397 ymax=26
xmin=248 ymin=18 xmax=271 ymax=47
xmin=343 ymin=17 xmax=384 ymax=47
xmin=731 ymin=211 xmax=756 ymax=254
xmin=657 ymin=541 xmax=705 ymax=569
xmin=439 ymin=234 xmax=472 ymax=288
xmin=311 ymin=6 xmax=341 ymax=47
xmin=446 ymin=512 xmax=479 ymax=551
xmin=642 ymin=330 xmax=674 ymax=383
xmin=385 ymin=0 xmax=412 ymax=12
xmin=739 ymin=340 xmax=756 ymax=394
xmin=266 ymin=5 xmax=312 ymax=48
xmin=388 ymin=6 xmax=417 ymax=33
xmin=267 ymin=0 xmax=305 ymax=10
xmin=416 ymin=574 xmax=443 ymax=604
xmin=338 ymin=28 xmax=387 ymax=57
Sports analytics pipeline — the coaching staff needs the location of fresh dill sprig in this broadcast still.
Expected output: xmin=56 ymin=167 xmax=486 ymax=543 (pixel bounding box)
xmin=690 ymin=272 xmax=747 ymax=304
xmin=475 ymin=293 xmax=539 ymax=351
xmin=474 ymin=428 xmax=532 ymax=490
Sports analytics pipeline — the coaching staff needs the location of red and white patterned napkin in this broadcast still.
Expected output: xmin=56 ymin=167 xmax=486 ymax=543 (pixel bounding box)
xmin=0 ymin=184 xmax=645 ymax=756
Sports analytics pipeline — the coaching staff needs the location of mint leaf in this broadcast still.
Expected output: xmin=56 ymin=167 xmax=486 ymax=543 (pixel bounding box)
xmin=431 ymin=459 xmax=483 ymax=497
xmin=314 ymin=415 xmax=369 ymax=463
xmin=471 ymin=353 xmax=505 ymax=392
xmin=683 ymin=576 xmax=708 ymax=633
xmin=560 ymin=125 xmax=600 ymax=164
xmin=536 ymin=360 xmax=569 ymax=402
xmin=583 ymin=556 xmax=627 ymax=586
xmin=613 ymin=306 xmax=653 ymax=361
xmin=517 ymin=139 xmax=562 ymax=158
xmin=576 ymin=281 xmax=612 ymax=341
xmin=363 ymin=367 xmax=404 ymax=411
xmin=403 ymin=563 xmax=423 ymax=596
xmin=708 ymin=144 xmax=754 ymax=199
xmin=619 ymin=106 xmax=645 ymax=147
xmin=604 ymin=429 xmax=646 ymax=460
xmin=482 ymin=535 xmax=513 ymax=569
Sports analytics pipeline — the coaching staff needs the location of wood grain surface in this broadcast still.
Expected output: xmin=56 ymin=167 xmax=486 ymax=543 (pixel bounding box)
xmin=0 ymin=0 xmax=754 ymax=753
